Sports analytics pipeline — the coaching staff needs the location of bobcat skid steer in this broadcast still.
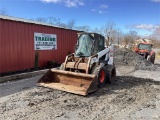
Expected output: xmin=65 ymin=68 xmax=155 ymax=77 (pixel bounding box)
xmin=37 ymin=32 xmax=116 ymax=96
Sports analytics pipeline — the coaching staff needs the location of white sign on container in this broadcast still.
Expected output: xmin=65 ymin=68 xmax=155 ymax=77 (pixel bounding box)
xmin=34 ymin=33 xmax=57 ymax=50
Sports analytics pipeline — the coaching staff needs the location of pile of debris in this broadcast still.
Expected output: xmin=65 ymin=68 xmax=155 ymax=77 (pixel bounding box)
xmin=114 ymin=48 xmax=157 ymax=71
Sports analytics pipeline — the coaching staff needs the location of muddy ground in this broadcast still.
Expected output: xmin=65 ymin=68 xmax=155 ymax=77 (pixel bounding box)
xmin=0 ymin=49 xmax=160 ymax=120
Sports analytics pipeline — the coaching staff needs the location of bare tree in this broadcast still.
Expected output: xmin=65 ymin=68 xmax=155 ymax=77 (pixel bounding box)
xmin=129 ymin=30 xmax=138 ymax=40
xmin=0 ymin=8 xmax=8 ymax=15
xmin=76 ymin=25 xmax=91 ymax=32
xmin=67 ymin=19 xmax=76 ymax=29
xmin=123 ymin=30 xmax=139 ymax=49
xmin=59 ymin=23 xmax=67 ymax=28
xmin=152 ymin=39 xmax=160 ymax=48
xmin=115 ymin=29 xmax=123 ymax=48
xmin=34 ymin=17 xmax=77 ymax=29
xmin=47 ymin=16 xmax=61 ymax=26
xmin=92 ymin=27 xmax=101 ymax=34
xmin=35 ymin=17 xmax=47 ymax=23
xmin=149 ymin=25 xmax=160 ymax=40
xmin=100 ymin=21 xmax=117 ymax=44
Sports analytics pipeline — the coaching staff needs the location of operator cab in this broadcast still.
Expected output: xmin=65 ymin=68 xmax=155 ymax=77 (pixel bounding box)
xmin=75 ymin=33 xmax=105 ymax=57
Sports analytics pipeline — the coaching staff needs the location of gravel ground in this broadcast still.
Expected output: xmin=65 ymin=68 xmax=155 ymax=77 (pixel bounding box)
xmin=0 ymin=49 xmax=160 ymax=120
xmin=0 ymin=76 xmax=40 ymax=97
xmin=0 ymin=73 xmax=160 ymax=120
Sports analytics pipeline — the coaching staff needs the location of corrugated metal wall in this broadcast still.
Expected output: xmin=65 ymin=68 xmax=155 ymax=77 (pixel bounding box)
xmin=0 ymin=18 xmax=79 ymax=73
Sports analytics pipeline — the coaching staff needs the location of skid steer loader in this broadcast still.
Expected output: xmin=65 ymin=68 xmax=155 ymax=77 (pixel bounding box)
xmin=38 ymin=32 xmax=116 ymax=96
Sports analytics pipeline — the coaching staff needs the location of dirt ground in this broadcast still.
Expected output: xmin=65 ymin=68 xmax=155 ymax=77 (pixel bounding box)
xmin=0 ymin=49 xmax=160 ymax=120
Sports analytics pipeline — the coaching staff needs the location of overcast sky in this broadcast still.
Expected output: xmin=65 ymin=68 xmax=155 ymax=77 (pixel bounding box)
xmin=0 ymin=0 xmax=160 ymax=36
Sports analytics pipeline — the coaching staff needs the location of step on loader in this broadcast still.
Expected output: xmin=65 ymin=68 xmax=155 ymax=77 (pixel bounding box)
xmin=37 ymin=32 xmax=116 ymax=96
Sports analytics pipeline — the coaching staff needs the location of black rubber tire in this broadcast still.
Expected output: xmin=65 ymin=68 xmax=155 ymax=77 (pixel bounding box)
xmin=97 ymin=66 xmax=107 ymax=87
xmin=90 ymin=64 xmax=101 ymax=75
xmin=150 ymin=53 xmax=155 ymax=64
xmin=106 ymin=65 xmax=116 ymax=83
xmin=90 ymin=64 xmax=107 ymax=87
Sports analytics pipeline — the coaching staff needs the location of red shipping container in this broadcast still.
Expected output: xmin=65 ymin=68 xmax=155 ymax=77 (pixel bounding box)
xmin=0 ymin=16 xmax=81 ymax=73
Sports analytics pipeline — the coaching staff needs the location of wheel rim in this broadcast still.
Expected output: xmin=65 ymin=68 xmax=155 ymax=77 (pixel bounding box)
xmin=99 ymin=70 xmax=105 ymax=83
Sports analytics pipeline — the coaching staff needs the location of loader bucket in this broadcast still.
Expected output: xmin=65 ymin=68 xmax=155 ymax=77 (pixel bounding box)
xmin=37 ymin=68 xmax=98 ymax=96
